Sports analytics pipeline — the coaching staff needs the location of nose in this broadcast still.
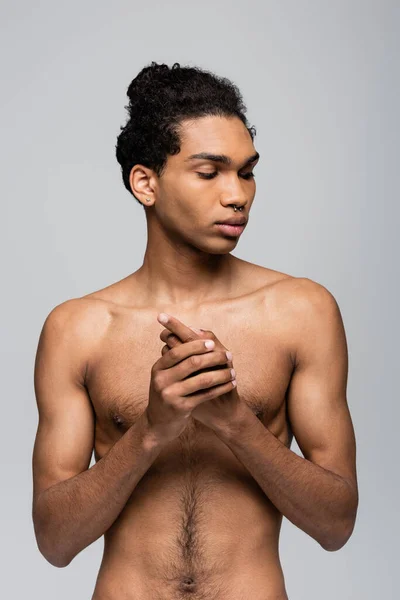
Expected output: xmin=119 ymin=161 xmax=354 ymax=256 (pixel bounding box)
xmin=220 ymin=178 xmax=250 ymax=211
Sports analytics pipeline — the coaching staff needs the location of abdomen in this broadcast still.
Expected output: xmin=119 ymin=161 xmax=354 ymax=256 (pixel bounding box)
xmin=93 ymin=435 xmax=287 ymax=599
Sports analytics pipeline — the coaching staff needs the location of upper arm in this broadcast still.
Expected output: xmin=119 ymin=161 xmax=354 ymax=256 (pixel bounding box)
xmin=32 ymin=299 xmax=96 ymax=511
xmin=286 ymin=279 xmax=358 ymax=503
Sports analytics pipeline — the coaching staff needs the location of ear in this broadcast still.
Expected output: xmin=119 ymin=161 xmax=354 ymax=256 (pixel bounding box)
xmin=129 ymin=164 xmax=157 ymax=206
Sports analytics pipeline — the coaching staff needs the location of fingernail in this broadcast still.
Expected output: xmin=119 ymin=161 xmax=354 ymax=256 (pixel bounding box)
xmin=204 ymin=340 xmax=215 ymax=349
xmin=158 ymin=313 xmax=169 ymax=323
xmin=230 ymin=368 xmax=236 ymax=378
xmin=226 ymin=351 xmax=232 ymax=361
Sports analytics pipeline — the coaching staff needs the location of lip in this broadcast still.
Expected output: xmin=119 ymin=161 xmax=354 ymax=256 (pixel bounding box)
xmin=216 ymin=216 xmax=247 ymax=225
xmin=215 ymin=223 xmax=246 ymax=237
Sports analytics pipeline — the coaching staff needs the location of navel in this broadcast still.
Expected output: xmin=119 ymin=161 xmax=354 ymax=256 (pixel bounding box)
xmin=179 ymin=575 xmax=196 ymax=592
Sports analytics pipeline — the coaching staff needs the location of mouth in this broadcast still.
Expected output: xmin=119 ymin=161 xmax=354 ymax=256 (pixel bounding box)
xmin=215 ymin=216 xmax=247 ymax=226
xmin=215 ymin=223 xmax=246 ymax=237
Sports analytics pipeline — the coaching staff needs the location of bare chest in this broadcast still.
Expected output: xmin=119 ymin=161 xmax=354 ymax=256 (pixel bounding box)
xmin=86 ymin=308 xmax=295 ymax=460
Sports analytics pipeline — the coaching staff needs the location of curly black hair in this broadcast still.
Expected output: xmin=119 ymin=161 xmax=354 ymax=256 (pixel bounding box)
xmin=115 ymin=61 xmax=256 ymax=204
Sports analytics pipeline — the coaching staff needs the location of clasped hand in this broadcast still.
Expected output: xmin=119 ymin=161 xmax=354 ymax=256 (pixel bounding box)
xmin=156 ymin=312 xmax=244 ymax=433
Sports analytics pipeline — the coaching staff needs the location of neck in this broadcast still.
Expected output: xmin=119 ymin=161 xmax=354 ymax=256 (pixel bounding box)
xmin=135 ymin=213 xmax=240 ymax=310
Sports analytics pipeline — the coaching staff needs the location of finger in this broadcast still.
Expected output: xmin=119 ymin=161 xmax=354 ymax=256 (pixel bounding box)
xmin=156 ymin=339 xmax=215 ymax=371
xmin=160 ymin=338 xmax=186 ymax=357
xmin=189 ymin=326 xmax=203 ymax=335
xmin=157 ymin=313 xmax=202 ymax=344
xmin=168 ymin=337 xmax=182 ymax=349
xmin=178 ymin=365 xmax=235 ymax=397
xmin=160 ymin=326 xmax=204 ymax=347
xmin=172 ymin=348 xmax=229 ymax=381
xmin=160 ymin=329 xmax=182 ymax=345
xmin=165 ymin=335 xmax=182 ymax=350
xmin=183 ymin=378 xmax=237 ymax=406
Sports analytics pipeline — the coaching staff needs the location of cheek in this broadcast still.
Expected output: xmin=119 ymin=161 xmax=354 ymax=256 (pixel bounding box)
xmin=161 ymin=172 xmax=191 ymax=201
xmin=165 ymin=180 xmax=205 ymax=215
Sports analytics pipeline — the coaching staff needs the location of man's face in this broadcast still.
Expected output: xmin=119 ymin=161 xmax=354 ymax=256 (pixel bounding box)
xmin=154 ymin=115 xmax=259 ymax=253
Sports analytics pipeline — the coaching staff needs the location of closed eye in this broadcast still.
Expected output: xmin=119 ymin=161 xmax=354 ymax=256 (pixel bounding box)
xmin=196 ymin=171 xmax=255 ymax=180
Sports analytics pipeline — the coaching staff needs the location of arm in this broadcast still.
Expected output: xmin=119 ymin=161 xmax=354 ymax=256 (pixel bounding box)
xmin=32 ymin=300 xmax=166 ymax=568
xmin=215 ymin=279 xmax=358 ymax=551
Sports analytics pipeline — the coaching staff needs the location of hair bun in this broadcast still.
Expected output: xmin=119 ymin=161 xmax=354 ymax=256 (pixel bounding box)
xmin=127 ymin=62 xmax=180 ymax=100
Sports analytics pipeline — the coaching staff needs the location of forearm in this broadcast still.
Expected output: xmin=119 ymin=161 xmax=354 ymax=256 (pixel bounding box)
xmin=216 ymin=405 xmax=356 ymax=551
xmin=33 ymin=411 xmax=167 ymax=567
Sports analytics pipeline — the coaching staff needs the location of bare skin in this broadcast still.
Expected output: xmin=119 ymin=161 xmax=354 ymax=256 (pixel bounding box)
xmin=32 ymin=115 xmax=358 ymax=599
xmin=92 ymin=263 xmax=292 ymax=599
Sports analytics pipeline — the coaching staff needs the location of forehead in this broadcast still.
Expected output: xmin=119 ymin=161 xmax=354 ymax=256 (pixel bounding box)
xmin=177 ymin=115 xmax=255 ymax=160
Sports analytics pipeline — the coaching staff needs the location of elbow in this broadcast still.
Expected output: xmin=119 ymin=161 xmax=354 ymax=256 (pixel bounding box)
xmin=320 ymin=517 xmax=357 ymax=552
xmin=45 ymin=551 xmax=71 ymax=569
xmin=35 ymin=531 xmax=72 ymax=568
xmin=33 ymin=507 xmax=72 ymax=568
xmin=52 ymin=555 xmax=72 ymax=568
xmin=321 ymin=536 xmax=347 ymax=552
xmin=36 ymin=536 xmax=72 ymax=568
xmin=321 ymin=487 xmax=358 ymax=552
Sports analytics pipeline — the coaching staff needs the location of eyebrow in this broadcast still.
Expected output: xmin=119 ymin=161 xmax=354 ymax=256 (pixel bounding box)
xmin=185 ymin=151 xmax=260 ymax=168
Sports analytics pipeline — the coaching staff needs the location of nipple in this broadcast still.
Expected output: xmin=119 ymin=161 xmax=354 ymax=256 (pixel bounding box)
xmin=113 ymin=414 xmax=124 ymax=427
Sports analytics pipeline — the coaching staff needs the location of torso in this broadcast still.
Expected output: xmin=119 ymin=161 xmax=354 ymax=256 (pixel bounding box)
xmin=84 ymin=260 xmax=298 ymax=599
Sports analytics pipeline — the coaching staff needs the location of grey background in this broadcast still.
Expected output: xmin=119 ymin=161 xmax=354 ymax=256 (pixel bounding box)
xmin=1 ymin=1 xmax=398 ymax=598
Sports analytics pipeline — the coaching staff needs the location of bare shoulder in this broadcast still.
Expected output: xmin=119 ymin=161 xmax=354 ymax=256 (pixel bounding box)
xmin=39 ymin=296 xmax=111 ymax=380
xmin=44 ymin=295 xmax=110 ymax=336
xmin=271 ymin=276 xmax=346 ymax=360
xmin=244 ymin=263 xmax=330 ymax=305
xmin=274 ymin=275 xmax=341 ymax=312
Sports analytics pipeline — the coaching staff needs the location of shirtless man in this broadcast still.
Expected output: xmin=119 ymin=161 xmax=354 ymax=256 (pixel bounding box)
xmin=32 ymin=62 xmax=358 ymax=599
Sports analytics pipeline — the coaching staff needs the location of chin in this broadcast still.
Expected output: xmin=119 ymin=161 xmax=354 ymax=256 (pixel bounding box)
xmin=195 ymin=239 xmax=239 ymax=255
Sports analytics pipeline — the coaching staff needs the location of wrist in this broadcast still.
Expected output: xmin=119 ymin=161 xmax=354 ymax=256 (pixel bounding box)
xmin=139 ymin=409 xmax=173 ymax=449
xmin=214 ymin=400 xmax=254 ymax=442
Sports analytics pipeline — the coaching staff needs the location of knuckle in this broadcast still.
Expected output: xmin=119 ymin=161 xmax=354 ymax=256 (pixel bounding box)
xmin=160 ymin=386 xmax=172 ymax=402
xmin=200 ymin=373 xmax=213 ymax=388
xmin=168 ymin=347 xmax=179 ymax=361
xmin=151 ymin=362 xmax=161 ymax=378
xmin=189 ymin=354 xmax=201 ymax=369
xmin=202 ymin=329 xmax=214 ymax=338
xmin=181 ymin=398 xmax=193 ymax=413
xmin=152 ymin=373 xmax=163 ymax=392
xmin=226 ymin=367 xmax=233 ymax=380
xmin=202 ymin=386 xmax=216 ymax=399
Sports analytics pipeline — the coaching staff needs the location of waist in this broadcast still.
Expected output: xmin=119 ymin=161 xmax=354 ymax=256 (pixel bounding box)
xmin=94 ymin=468 xmax=286 ymax=598
xmin=93 ymin=558 xmax=288 ymax=600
